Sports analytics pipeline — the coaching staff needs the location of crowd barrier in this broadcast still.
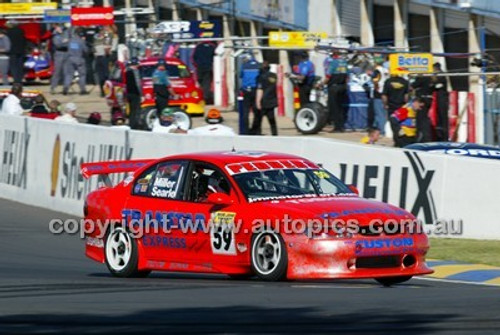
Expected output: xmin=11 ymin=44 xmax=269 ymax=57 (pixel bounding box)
xmin=1 ymin=114 xmax=499 ymax=240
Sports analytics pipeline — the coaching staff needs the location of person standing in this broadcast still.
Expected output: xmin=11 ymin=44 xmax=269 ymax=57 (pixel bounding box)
xmin=252 ymin=61 xmax=278 ymax=136
xmin=239 ymin=54 xmax=261 ymax=135
xmin=6 ymin=22 xmax=26 ymax=84
xmin=63 ymin=28 xmax=88 ymax=95
xmin=371 ymin=60 xmax=389 ymax=135
xmin=50 ymin=24 xmax=69 ymax=94
xmin=431 ymin=62 xmax=449 ymax=141
xmin=382 ymin=74 xmax=409 ymax=116
xmin=319 ymin=52 xmax=348 ymax=132
xmin=192 ymin=41 xmax=216 ymax=104
xmin=0 ymin=83 xmax=23 ymax=115
xmin=295 ymin=52 xmax=315 ymax=106
xmin=125 ymin=58 xmax=142 ymax=129
xmin=0 ymin=29 xmax=11 ymax=86
xmin=152 ymin=59 xmax=177 ymax=117
xmin=93 ymin=27 xmax=112 ymax=97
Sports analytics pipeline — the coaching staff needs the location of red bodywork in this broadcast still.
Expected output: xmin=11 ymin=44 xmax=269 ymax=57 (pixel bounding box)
xmin=104 ymin=57 xmax=205 ymax=116
xmin=82 ymin=151 xmax=433 ymax=280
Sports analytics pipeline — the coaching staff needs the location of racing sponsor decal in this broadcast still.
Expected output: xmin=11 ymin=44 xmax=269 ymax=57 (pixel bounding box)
xmin=122 ymin=209 xmax=206 ymax=231
xmin=86 ymin=237 xmax=104 ymax=248
xmin=142 ymin=236 xmax=186 ymax=249
xmin=210 ymin=212 xmax=237 ymax=255
xmin=1 ymin=128 xmax=30 ymax=189
xmin=226 ymin=159 xmax=318 ymax=175
xmin=347 ymin=237 xmax=414 ymax=256
xmin=150 ymin=176 xmax=180 ymax=199
xmin=338 ymin=152 xmax=437 ymax=224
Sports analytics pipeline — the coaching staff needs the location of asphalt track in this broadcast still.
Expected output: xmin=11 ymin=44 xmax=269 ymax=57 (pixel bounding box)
xmin=0 ymin=198 xmax=499 ymax=334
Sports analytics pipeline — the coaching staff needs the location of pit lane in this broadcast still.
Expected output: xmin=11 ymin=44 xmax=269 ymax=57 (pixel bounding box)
xmin=0 ymin=198 xmax=499 ymax=334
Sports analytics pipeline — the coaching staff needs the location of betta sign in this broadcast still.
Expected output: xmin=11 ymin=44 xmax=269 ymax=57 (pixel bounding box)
xmin=389 ymin=53 xmax=433 ymax=75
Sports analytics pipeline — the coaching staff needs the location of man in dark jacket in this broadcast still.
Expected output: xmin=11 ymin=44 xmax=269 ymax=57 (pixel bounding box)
xmin=7 ymin=23 xmax=26 ymax=83
xmin=251 ymin=61 xmax=278 ymax=136
xmin=193 ymin=42 xmax=215 ymax=104
xmin=431 ymin=62 xmax=449 ymax=141
xmin=125 ymin=58 xmax=142 ymax=129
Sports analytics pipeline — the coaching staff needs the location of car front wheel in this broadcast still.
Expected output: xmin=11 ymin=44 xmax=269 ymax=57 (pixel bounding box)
xmin=251 ymin=231 xmax=287 ymax=281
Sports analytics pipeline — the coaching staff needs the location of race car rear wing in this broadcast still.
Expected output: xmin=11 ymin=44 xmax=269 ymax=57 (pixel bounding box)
xmin=81 ymin=159 xmax=154 ymax=186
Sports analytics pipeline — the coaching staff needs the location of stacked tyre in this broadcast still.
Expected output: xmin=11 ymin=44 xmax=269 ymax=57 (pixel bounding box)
xmin=294 ymin=102 xmax=328 ymax=135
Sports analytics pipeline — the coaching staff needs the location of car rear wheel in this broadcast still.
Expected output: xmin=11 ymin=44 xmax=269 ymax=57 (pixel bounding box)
xmin=105 ymin=226 xmax=150 ymax=278
xmin=251 ymin=231 xmax=287 ymax=281
xmin=375 ymin=276 xmax=413 ymax=287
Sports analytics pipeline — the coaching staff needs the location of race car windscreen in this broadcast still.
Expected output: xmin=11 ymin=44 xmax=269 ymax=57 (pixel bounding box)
xmin=140 ymin=64 xmax=191 ymax=79
xmin=233 ymin=169 xmax=353 ymax=201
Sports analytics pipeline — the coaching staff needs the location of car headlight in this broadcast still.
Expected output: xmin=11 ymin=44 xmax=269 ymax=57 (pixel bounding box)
xmin=191 ymin=90 xmax=199 ymax=98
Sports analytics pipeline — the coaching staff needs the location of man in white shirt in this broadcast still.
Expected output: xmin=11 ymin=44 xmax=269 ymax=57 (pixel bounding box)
xmin=188 ymin=108 xmax=236 ymax=136
xmin=0 ymin=83 xmax=24 ymax=116
xmin=55 ymin=102 xmax=79 ymax=123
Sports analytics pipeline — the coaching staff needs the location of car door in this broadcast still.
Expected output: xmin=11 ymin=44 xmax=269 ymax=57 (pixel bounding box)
xmin=124 ymin=160 xmax=190 ymax=262
xmin=183 ymin=161 xmax=242 ymax=270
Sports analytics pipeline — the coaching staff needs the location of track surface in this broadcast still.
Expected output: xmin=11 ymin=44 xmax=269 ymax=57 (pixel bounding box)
xmin=0 ymin=198 xmax=499 ymax=334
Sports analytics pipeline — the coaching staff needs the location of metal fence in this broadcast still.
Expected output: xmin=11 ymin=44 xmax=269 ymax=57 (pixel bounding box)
xmin=485 ymin=88 xmax=500 ymax=146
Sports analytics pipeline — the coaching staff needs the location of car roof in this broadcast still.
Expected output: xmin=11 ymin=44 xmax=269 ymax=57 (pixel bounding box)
xmin=161 ymin=151 xmax=311 ymax=166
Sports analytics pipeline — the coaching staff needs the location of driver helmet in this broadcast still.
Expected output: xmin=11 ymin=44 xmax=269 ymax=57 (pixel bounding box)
xmin=159 ymin=107 xmax=176 ymax=127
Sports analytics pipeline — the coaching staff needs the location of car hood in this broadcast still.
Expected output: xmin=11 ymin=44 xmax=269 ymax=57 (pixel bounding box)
xmin=253 ymin=196 xmax=414 ymax=224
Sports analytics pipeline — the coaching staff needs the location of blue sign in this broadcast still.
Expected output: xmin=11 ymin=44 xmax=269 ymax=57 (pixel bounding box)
xmin=44 ymin=9 xmax=71 ymax=23
xmin=406 ymin=142 xmax=500 ymax=161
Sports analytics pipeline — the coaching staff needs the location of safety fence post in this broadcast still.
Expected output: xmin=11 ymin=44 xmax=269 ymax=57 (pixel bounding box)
xmin=449 ymin=91 xmax=458 ymax=141
xmin=277 ymin=65 xmax=285 ymax=117
xmin=237 ymin=95 xmax=244 ymax=134
xmin=467 ymin=92 xmax=476 ymax=143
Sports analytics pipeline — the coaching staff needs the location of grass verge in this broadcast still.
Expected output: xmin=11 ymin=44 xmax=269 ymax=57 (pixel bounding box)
xmin=428 ymin=238 xmax=500 ymax=267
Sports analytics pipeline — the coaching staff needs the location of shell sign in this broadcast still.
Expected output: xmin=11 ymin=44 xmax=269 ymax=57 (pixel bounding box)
xmin=389 ymin=53 xmax=433 ymax=75
xmin=71 ymin=7 xmax=114 ymax=26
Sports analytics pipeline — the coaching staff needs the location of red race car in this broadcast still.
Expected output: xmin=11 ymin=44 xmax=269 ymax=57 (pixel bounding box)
xmin=81 ymin=151 xmax=433 ymax=285
xmin=104 ymin=57 xmax=205 ymax=130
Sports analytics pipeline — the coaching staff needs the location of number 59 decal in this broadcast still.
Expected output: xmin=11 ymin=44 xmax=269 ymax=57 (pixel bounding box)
xmin=210 ymin=212 xmax=237 ymax=255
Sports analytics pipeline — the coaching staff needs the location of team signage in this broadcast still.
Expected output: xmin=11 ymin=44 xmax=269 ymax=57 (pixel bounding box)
xmin=269 ymin=31 xmax=327 ymax=48
xmin=0 ymin=2 xmax=57 ymax=15
xmin=71 ymin=7 xmax=114 ymax=26
xmin=44 ymin=9 xmax=71 ymax=23
xmin=389 ymin=53 xmax=433 ymax=75
xmin=150 ymin=20 xmax=222 ymax=39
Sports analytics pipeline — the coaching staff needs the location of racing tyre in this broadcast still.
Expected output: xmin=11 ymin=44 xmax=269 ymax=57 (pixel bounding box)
xmin=294 ymin=102 xmax=328 ymax=135
xmin=251 ymin=231 xmax=287 ymax=281
xmin=141 ymin=106 xmax=158 ymax=131
xmin=375 ymin=276 xmax=413 ymax=287
xmin=105 ymin=226 xmax=150 ymax=278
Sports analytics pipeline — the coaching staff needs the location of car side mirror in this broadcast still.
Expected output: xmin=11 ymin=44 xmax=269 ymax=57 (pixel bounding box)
xmin=207 ymin=192 xmax=233 ymax=206
xmin=348 ymin=185 xmax=359 ymax=195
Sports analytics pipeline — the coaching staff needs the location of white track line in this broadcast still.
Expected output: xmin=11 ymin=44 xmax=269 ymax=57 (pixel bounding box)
xmin=415 ymin=276 xmax=500 ymax=288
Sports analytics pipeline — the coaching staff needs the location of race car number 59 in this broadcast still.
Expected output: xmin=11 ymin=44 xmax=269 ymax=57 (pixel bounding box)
xmin=210 ymin=212 xmax=237 ymax=255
